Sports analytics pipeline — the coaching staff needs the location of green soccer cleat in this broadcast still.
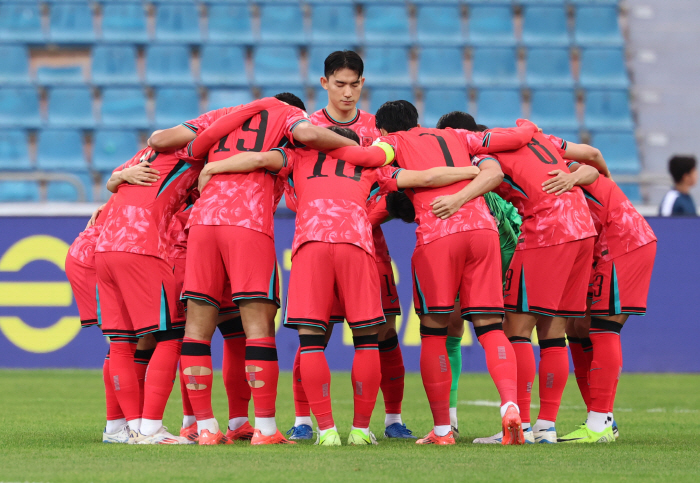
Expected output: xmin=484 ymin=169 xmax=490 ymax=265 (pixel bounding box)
xmin=315 ymin=428 xmax=341 ymax=446
xmin=347 ymin=429 xmax=378 ymax=446
xmin=558 ymin=423 xmax=615 ymax=444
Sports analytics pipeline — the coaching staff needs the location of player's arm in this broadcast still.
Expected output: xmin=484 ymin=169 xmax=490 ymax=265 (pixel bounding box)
xmin=468 ymin=119 xmax=539 ymax=155
xmin=106 ymin=161 xmax=161 ymax=193
xmin=198 ymin=150 xmax=285 ymax=193
xmin=147 ymin=125 xmax=197 ymax=151
xmin=326 ymin=143 xmax=395 ymax=168
xmin=542 ymin=163 xmax=600 ymax=196
xmin=430 ymin=158 xmax=504 ymax=220
xmin=394 ymin=166 xmax=481 ymax=189
xmin=562 ymin=142 xmax=612 ymax=178
xmin=291 ymin=122 xmax=359 ymax=150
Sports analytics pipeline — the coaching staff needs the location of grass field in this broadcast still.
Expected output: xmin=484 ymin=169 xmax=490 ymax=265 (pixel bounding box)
xmin=0 ymin=370 xmax=699 ymax=483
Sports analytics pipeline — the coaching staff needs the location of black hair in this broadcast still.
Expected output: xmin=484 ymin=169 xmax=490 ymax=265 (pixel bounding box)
xmin=274 ymin=92 xmax=306 ymax=112
xmin=375 ymin=100 xmax=419 ymax=133
xmin=475 ymin=124 xmax=489 ymax=132
xmin=327 ymin=126 xmax=360 ymax=144
xmin=436 ymin=111 xmax=477 ymax=131
xmin=386 ymin=191 xmax=415 ymax=224
xmin=669 ymin=155 xmax=697 ymax=183
xmin=324 ymin=50 xmax=364 ymax=79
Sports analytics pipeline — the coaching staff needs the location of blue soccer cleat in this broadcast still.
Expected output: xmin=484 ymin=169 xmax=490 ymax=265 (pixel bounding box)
xmin=384 ymin=423 xmax=417 ymax=439
xmin=286 ymin=424 xmax=314 ymax=440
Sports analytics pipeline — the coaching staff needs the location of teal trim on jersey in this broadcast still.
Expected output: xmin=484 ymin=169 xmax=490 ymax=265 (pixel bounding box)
xmin=413 ymin=271 xmax=427 ymax=314
xmin=268 ymin=263 xmax=277 ymax=300
xmin=95 ymin=283 xmax=102 ymax=327
xmin=477 ymin=156 xmax=500 ymax=167
xmin=184 ymin=203 xmax=194 ymax=211
xmin=181 ymin=122 xmax=198 ymax=134
xmin=519 ymin=267 xmax=529 ymax=312
xmin=289 ymin=119 xmax=310 ymax=132
xmin=581 ymin=188 xmax=603 ymax=206
xmin=157 ymin=162 xmax=190 ymax=197
xmin=159 ymin=285 xmax=167 ymax=331
xmin=611 ymin=263 xmax=621 ymax=314
xmin=503 ymin=174 xmax=528 ymax=198
xmin=323 ymin=107 xmax=359 ymax=126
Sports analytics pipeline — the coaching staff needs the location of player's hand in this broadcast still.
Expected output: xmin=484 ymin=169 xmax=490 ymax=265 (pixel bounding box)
xmin=543 ymin=170 xmax=575 ymax=195
xmin=198 ymin=165 xmax=214 ymax=193
xmin=120 ymin=161 xmax=160 ymax=186
xmin=431 ymin=193 xmax=465 ymax=219
xmin=86 ymin=203 xmax=107 ymax=229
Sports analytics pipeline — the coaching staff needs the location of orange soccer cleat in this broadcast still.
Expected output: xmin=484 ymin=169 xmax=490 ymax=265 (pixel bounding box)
xmin=180 ymin=423 xmax=198 ymax=443
xmin=250 ymin=429 xmax=297 ymax=445
xmin=198 ymin=429 xmax=233 ymax=445
xmin=501 ymin=405 xmax=525 ymax=445
xmin=415 ymin=430 xmax=456 ymax=445
xmin=226 ymin=421 xmax=255 ymax=441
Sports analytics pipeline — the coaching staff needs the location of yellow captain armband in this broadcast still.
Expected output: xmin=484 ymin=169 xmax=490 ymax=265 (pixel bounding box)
xmin=372 ymin=141 xmax=396 ymax=166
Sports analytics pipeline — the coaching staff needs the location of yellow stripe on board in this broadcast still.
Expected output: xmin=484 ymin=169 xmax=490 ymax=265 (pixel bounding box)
xmin=0 ymin=282 xmax=73 ymax=307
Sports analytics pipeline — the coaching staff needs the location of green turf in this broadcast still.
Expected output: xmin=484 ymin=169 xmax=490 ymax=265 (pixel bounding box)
xmin=0 ymin=370 xmax=699 ymax=482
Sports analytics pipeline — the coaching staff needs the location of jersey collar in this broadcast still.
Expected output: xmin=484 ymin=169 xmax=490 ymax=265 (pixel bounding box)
xmin=323 ymin=108 xmax=360 ymax=127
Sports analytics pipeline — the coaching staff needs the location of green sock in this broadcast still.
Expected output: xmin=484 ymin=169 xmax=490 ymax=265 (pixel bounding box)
xmin=446 ymin=336 xmax=463 ymax=408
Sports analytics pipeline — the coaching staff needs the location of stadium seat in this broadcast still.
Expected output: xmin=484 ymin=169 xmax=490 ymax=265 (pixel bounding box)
xmin=310 ymin=4 xmax=358 ymax=45
xmin=0 ymin=181 xmax=40 ymax=202
xmin=0 ymin=130 xmax=31 ymax=171
xmin=544 ymin=129 xmax=581 ymax=144
xmin=259 ymin=2 xmax=306 ymax=44
xmin=0 ymin=88 xmax=41 ymax=129
xmin=584 ymin=89 xmax=633 ymax=130
xmin=36 ymin=66 xmax=84 ymax=86
xmin=471 ymin=47 xmax=519 ymax=88
xmin=253 ymin=47 xmax=303 ymax=86
xmin=574 ymin=6 xmax=623 ymax=46
xmin=307 ymin=45 xmax=358 ymax=84
xmin=369 ymin=87 xmax=415 ymax=117
xmin=37 ymin=129 xmax=88 ymax=171
xmin=260 ymin=87 xmax=307 ymax=105
xmin=92 ymin=129 xmax=139 ymax=173
xmin=579 ymin=48 xmax=629 ymax=88
xmin=363 ymin=47 xmax=411 ymax=86
xmin=47 ymin=172 xmax=94 ymax=202
xmin=207 ymin=89 xmax=254 ymax=112
xmin=363 ymin=4 xmax=411 ymax=46
xmin=590 ymin=130 xmax=641 ymax=174
xmin=476 ymin=88 xmax=523 ymax=128
xmin=618 ymin=183 xmax=642 ymax=203
xmin=100 ymin=88 xmax=149 ymax=129
xmin=0 ymin=45 xmax=31 ymax=85
xmin=418 ymin=48 xmax=466 ymax=87
xmin=200 ymin=45 xmax=247 ymax=87
xmin=522 ymin=6 xmax=570 ymax=47
xmin=154 ymin=3 xmax=201 ymax=44
xmin=154 ymin=88 xmax=200 ymax=129
xmin=145 ymin=45 xmax=194 ymax=85
xmin=416 ymin=5 xmax=464 ymax=46
xmin=92 ymin=45 xmax=140 ymax=86
xmin=0 ymin=2 xmax=44 ymax=43
xmin=206 ymin=3 xmax=253 ymax=44
xmin=47 ymin=87 xmax=95 ymax=128
xmin=48 ymin=1 xmax=95 ymax=44
xmin=525 ymin=47 xmax=574 ymax=88
xmin=467 ymin=5 xmax=516 ymax=46
xmin=530 ymin=89 xmax=579 ymax=130
xmin=422 ymin=89 xmax=468 ymax=128
xmin=101 ymin=2 xmax=148 ymax=43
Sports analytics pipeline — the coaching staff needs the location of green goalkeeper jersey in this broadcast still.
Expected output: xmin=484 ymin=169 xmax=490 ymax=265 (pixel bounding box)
xmin=484 ymin=192 xmax=522 ymax=281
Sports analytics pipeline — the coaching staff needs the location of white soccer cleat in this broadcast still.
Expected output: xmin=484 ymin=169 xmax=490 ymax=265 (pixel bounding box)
xmin=132 ymin=426 xmax=194 ymax=445
xmin=103 ymin=425 xmax=130 ymax=444
xmin=472 ymin=431 xmax=503 ymax=444
xmin=523 ymin=427 xmax=535 ymax=444
xmin=534 ymin=426 xmax=557 ymax=444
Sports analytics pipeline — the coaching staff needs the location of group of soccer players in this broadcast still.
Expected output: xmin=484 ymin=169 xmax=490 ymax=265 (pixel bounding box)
xmin=65 ymin=50 xmax=657 ymax=446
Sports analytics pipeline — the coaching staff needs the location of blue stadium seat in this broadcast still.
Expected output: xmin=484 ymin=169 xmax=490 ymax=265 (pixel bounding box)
xmin=590 ymin=130 xmax=641 ymax=174
xmin=0 ymin=2 xmax=44 ymax=43
xmin=145 ymin=45 xmax=194 ymax=85
xmin=0 ymin=88 xmax=41 ymax=129
xmin=363 ymin=5 xmax=411 ymax=46
xmin=307 ymin=45 xmax=357 ymax=84
xmin=544 ymin=129 xmax=581 ymax=144
xmin=36 ymin=66 xmax=84 ymax=86
xmin=47 ymin=172 xmax=94 ymax=202
xmin=154 ymin=3 xmax=201 ymax=44
xmin=0 ymin=130 xmax=31 ymax=171
xmin=100 ymin=88 xmax=148 ymax=129
xmin=154 ymin=88 xmax=200 ymax=129
xmin=259 ymin=2 xmax=306 ymax=44
xmin=253 ymin=47 xmax=303 ymax=86
xmin=0 ymin=182 xmax=40 ymax=202
xmin=200 ymin=45 xmax=247 ymax=87
xmin=471 ymin=47 xmax=519 ymax=88
xmin=92 ymin=45 xmax=140 ymax=86
xmin=206 ymin=3 xmax=253 ymax=44
xmin=92 ymin=129 xmax=139 ymax=173
xmin=618 ymin=183 xmax=642 ymax=203
xmin=584 ymin=89 xmax=633 ymax=130
xmin=467 ymin=5 xmax=516 ymax=46
xmin=416 ymin=5 xmax=464 ymax=46
xmin=525 ymin=47 xmax=574 ymax=88
xmin=579 ymin=48 xmax=629 ymax=88
xmin=369 ymin=87 xmax=415 ymax=117
xmin=37 ymin=129 xmax=88 ymax=171
xmin=310 ymin=4 xmax=358 ymax=44
xmin=47 ymin=87 xmax=95 ymax=128
xmin=363 ymin=47 xmax=411 ymax=86
xmin=0 ymin=45 xmax=31 ymax=85
xmin=48 ymin=1 xmax=95 ymax=44
xmin=101 ymin=3 xmax=148 ymax=43
xmin=530 ymin=89 xmax=579 ymax=130
xmin=574 ymin=6 xmax=623 ymax=46
xmin=570 ymin=0 xmax=620 ymax=4
xmin=207 ymin=89 xmax=254 ymax=112
xmin=476 ymin=88 xmax=522 ymax=128
xmin=522 ymin=6 xmax=570 ymax=47
xmin=259 ymin=87 xmax=307 ymax=105
xmin=418 ymin=48 xmax=466 ymax=87
xmin=422 ymin=89 xmax=468 ymax=128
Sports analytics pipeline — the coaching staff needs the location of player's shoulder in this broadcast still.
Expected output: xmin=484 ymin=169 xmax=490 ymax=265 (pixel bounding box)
xmin=309 ymin=108 xmax=327 ymax=124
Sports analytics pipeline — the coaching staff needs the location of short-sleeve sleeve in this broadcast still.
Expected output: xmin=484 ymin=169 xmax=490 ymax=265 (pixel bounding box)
xmin=182 ymin=107 xmax=231 ymax=134
xmin=375 ymin=165 xmax=402 ymax=193
xmin=542 ymin=133 xmax=568 ymax=158
xmin=471 ymin=153 xmax=500 ymax=167
xmin=284 ymin=107 xmax=311 ymax=145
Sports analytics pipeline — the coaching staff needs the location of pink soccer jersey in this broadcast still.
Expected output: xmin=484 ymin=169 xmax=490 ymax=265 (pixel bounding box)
xmin=310 ymin=108 xmax=381 ymax=147
xmin=68 ymin=198 xmax=114 ymax=265
xmin=181 ymin=107 xmax=237 ymax=135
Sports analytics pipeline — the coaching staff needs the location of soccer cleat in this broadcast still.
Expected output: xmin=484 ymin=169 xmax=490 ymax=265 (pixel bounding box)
xmin=198 ymin=429 xmax=233 ymax=445
xmin=226 ymin=421 xmax=255 ymax=441
xmin=347 ymin=429 xmax=378 ymax=446
xmin=180 ymin=422 xmax=198 ymax=443
xmin=473 ymin=431 xmax=503 ymax=444
xmin=501 ymin=405 xmax=525 ymax=445
xmin=133 ymin=426 xmax=194 ymax=445
xmin=103 ymin=425 xmax=129 ymax=444
xmin=534 ymin=426 xmax=558 ymax=444
xmin=286 ymin=424 xmax=314 ymax=440
xmin=128 ymin=428 xmax=147 ymax=444
xmin=416 ymin=430 xmax=455 ymax=445
xmin=557 ymin=423 xmax=615 ymax=444
xmin=523 ymin=427 xmax=535 ymax=444
xmin=315 ymin=428 xmax=342 ymax=446
xmin=384 ymin=423 xmax=417 ymax=439
xmin=451 ymin=426 xmax=460 ymax=440
xmin=612 ymin=420 xmax=619 ymax=440
xmin=251 ymin=429 xmax=296 ymax=445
